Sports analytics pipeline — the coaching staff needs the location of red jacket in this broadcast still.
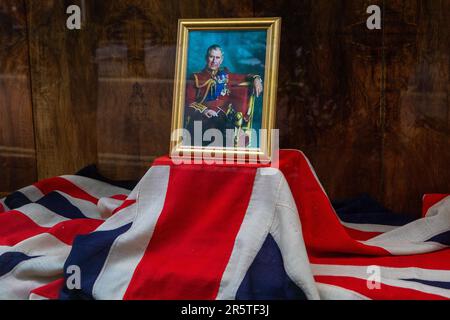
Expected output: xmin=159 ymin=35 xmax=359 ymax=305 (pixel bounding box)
xmin=185 ymin=67 xmax=256 ymax=119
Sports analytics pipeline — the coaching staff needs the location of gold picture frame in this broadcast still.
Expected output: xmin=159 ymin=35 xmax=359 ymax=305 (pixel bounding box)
xmin=169 ymin=17 xmax=281 ymax=163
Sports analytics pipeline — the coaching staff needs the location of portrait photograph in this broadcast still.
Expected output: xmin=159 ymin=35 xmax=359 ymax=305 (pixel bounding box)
xmin=170 ymin=18 xmax=281 ymax=162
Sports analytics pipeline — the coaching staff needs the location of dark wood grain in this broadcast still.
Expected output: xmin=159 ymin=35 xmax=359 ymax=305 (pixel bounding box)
xmin=255 ymin=0 xmax=385 ymax=203
xmin=91 ymin=0 xmax=254 ymax=180
xmin=2 ymin=0 xmax=448 ymax=216
xmin=382 ymin=0 xmax=450 ymax=214
xmin=26 ymin=0 xmax=98 ymax=180
xmin=0 ymin=0 xmax=36 ymax=192
xmin=92 ymin=0 xmax=173 ymax=180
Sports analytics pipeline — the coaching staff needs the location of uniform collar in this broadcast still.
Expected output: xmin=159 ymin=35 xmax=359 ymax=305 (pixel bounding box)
xmin=204 ymin=67 xmax=225 ymax=78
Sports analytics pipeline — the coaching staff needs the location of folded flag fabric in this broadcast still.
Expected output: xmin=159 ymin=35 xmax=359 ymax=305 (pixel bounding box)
xmin=0 ymin=150 xmax=449 ymax=300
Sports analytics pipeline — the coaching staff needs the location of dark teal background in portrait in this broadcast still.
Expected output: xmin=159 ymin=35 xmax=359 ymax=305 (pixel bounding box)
xmin=186 ymin=30 xmax=267 ymax=148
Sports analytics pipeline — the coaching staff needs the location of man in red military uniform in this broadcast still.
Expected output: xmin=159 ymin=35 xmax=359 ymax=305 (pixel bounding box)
xmin=184 ymin=44 xmax=263 ymax=147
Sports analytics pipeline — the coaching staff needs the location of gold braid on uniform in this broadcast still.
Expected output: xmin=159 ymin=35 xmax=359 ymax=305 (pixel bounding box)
xmin=189 ymin=102 xmax=207 ymax=113
xmin=193 ymin=74 xmax=217 ymax=105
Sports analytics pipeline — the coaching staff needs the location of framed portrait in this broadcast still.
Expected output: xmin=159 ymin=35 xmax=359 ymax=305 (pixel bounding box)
xmin=170 ymin=17 xmax=281 ymax=163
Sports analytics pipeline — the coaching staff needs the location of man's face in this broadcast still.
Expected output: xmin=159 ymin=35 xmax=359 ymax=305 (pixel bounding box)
xmin=206 ymin=48 xmax=223 ymax=71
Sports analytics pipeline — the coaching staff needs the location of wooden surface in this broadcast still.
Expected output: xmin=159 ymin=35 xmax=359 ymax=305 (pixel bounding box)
xmin=381 ymin=0 xmax=450 ymax=214
xmin=81 ymin=0 xmax=254 ymax=179
xmin=0 ymin=0 xmax=448 ymax=215
xmin=254 ymin=0 xmax=449 ymax=215
xmin=0 ymin=0 xmax=36 ymax=192
xmin=26 ymin=0 xmax=98 ymax=180
xmin=255 ymin=0 xmax=385 ymax=205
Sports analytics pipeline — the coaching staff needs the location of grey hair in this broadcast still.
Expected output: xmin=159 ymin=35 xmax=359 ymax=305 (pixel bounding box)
xmin=205 ymin=44 xmax=224 ymax=60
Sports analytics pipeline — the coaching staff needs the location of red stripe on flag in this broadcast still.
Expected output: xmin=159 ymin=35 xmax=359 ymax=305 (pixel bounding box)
xmin=422 ymin=194 xmax=449 ymax=217
xmin=343 ymin=226 xmax=382 ymax=241
xmin=34 ymin=177 xmax=99 ymax=204
xmin=278 ymin=150 xmax=389 ymax=256
xmin=111 ymin=194 xmax=129 ymax=201
xmin=112 ymin=199 xmax=136 ymax=215
xmin=0 ymin=210 xmax=48 ymax=246
xmin=315 ymin=275 xmax=448 ymax=300
xmin=311 ymin=249 xmax=450 ymax=270
xmin=48 ymin=218 xmax=103 ymax=245
xmin=0 ymin=210 xmax=102 ymax=246
xmin=124 ymin=165 xmax=257 ymax=299
xmin=31 ymin=278 xmax=65 ymax=300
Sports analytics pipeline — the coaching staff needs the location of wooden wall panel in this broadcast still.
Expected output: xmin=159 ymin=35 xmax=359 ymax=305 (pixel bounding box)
xmin=93 ymin=0 xmax=173 ymax=179
xmin=0 ymin=0 xmax=36 ymax=192
xmin=382 ymin=0 xmax=450 ymax=214
xmin=26 ymin=0 xmax=98 ymax=179
xmin=90 ymin=0 xmax=254 ymax=180
xmin=2 ymin=0 xmax=448 ymax=216
xmin=254 ymin=0 xmax=385 ymax=202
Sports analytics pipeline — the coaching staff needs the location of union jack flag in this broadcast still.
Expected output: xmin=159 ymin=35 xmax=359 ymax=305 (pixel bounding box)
xmin=0 ymin=150 xmax=449 ymax=299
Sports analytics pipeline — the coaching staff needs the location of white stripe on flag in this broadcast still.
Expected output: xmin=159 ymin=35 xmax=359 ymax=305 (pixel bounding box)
xmin=270 ymin=173 xmax=320 ymax=300
xmin=11 ymin=203 xmax=69 ymax=227
xmin=0 ymin=234 xmax=71 ymax=299
xmin=216 ymin=168 xmax=320 ymax=300
xmin=61 ymin=175 xmax=131 ymax=199
xmin=0 ymin=198 xmax=9 ymax=211
xmin=316 ymin=282 xmax=370 ymax=300
xmin=341 ymin=221 xmax=398 ymax=233
xmin=0 ymin=255 xmax=66 ymax=299
xmin=29 ymin=292 xmax=49 ymax=300
xmin=0 ymin=233 xmax=71 ymax=257
xmin=312 ymin=264 xmax=450 ymax=298
xmin=97 ymin=197 xmax=129 ymax=219
xmin=362 ymin=197 xmax=450 ymax=254
xmin=93 ymin=183 xmax=141 ymax=233
xmin=92 ymin=166 xmax=170 ymax=299
xmin=17 ymin=185 xmax=45 ymax=202
xmin=216 ymin=167 xmax=282 ymax=299
xmin=53 ymin=190 xmax=105 ymax=220
xmin=425 ymin=196 xmax=450 ymax=217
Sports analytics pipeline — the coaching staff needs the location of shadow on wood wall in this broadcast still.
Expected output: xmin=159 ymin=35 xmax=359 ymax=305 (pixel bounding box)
xmin=0 ymin=0 xmax=448 ymax=215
